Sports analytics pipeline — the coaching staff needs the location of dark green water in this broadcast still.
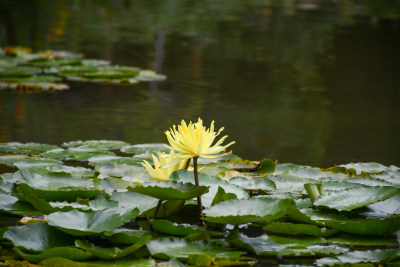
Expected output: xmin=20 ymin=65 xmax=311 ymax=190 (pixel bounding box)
xmin=1 ymin=0 xmax=399 ymax=167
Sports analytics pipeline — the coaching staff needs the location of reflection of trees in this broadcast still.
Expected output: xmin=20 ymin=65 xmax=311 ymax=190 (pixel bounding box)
xmin=0 ymin=0 xmax=399 ymax=166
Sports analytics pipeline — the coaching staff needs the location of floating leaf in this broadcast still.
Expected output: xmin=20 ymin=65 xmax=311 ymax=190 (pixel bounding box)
xmin=0 ymin=142 xmax=58 ymax=153
xmin=121 ymin=143 xmax=169 ymax=154
xmin=3 ymin=222 xmax=75 ymax=252
xmin=128 ymin=181 xmax=209 ymax=200
xmin=0 ymin=192 xmax=42 ymax=216
xmin=151 ymin=219 xmax=223 ymax=237
xmin=47 ymin=209 xmax=139 ymax=236
xmin=314 ymin=186 xmax=400 ymax=211
xmin=0 ymin=155 xmax=61 ymax=168
xmin=146 ymin=237 xmax=235 ymax=261
xmin=264 ymin=222 xmax=336 ymax=237
xmin=62 ymin=140 xmax=129 ymax=150
xmin=43 ymin=148 xmax=115 ymax=160
xmin=204 ymin=197 xmax=295 ymax=225
xmin=211 ymin=186 xmax=238 ymax=206
xmin=88 ymin=155 xmax=143 ymax=166
xmin=227 ymin=230 xmax=334 ymax=257
xmin=339 ymin=162 xmax=390 ymax=174
xmin=315 ymin=249 xmax=399 ymax=266
xmin=104 ymin=229 xmax=152 ymax=245
xmin=110 ymin=191 xmax=159 ymax=214
xmin=14 ymin=170 xmax=100 ymax=202
xmin=37 ymin=257 xmax=156 ymax=266
xmin=229 ymin=177 xmax=276 ymax=191
xmin=75 ymin=235 xmax=151 ymax=260
xmin=14 ymin=247 xmax=93 ymax=263
xmin=95 ymin=163 xmax=147 ymax=179
xmin=0 ymin=66 xmax=41 ymax=77
xmin=170 ymin=169 xmax=249 ymax=207
xmin=328 ymin=233 xmax=399 ymax=246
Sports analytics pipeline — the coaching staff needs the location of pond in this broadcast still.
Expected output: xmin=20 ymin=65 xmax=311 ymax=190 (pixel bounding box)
xmin=0 ymin=0 xmax=399 ymax=167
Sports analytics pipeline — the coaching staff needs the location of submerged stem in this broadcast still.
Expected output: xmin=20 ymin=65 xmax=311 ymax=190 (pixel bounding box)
xmin=193 ymin=156 xmax=204 ymax=225
xmin=153 ymin=199 xmax=163 ymax=220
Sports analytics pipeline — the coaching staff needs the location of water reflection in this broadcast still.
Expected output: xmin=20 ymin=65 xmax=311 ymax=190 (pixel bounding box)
xmin=0 ymin=0 xmax=399 ymax=167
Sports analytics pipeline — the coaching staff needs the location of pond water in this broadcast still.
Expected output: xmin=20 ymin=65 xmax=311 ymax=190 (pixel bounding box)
xmin=0 ymin=0 xmax=399 ymax=167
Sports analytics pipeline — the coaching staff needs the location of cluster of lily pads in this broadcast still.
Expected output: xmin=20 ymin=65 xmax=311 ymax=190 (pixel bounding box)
xmin=0 ymin=140 xmax=399 ymax=266
xmin=0 ymin=46 xmax=166 ymax=93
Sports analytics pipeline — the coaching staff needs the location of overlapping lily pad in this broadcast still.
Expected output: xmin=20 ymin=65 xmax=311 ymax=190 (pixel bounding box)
xmin=47 ymin=209 xmax=139 ymax=236
xmin=128 ymin=181 xmax=209 ymax=200
xmin=0 ymin=142 xmax=58 ymax=153
xmin=204 ymin=197 xmax=296 ymax=225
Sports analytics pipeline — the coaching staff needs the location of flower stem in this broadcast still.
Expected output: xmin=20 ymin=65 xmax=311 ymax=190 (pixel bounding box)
xmin=184 ymin=158 xmax=191 ymax=169
xmin=153 ymin=199 xmax=163 ymax=220
xmin=193 ymin=156 xmax=204 ymax=225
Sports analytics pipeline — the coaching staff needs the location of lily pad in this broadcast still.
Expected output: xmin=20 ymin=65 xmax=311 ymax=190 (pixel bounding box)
xmin=62 ymin=140 xmax=129 ymax=150
xmin=264 ymin=222 xmax=336 ymax=237
xmin=204 ymin=197 xmax=296 ymax=225
xmin=227 ymin=230 xmax=338 ymax=257
xmin=14 ymin=247 xmax=93 ymax=263
xmin=0 ymin=66 xmax=42 ymax=76
xmin=88 ymin=155 xmax=143 ymax=166
xmin=128 ymin=181 xmax=209 ymax=200
xmin=0 ymin=142 xmax=58 ymax=153
xmin=314 ymin=186 xmax=400 ymax=211
xmin=104 ymin=229 xmax=153 ymax=244
xmin=3 ymin=222 xmax=75 ymax=252
xmin=121 ymin=143 xmax=169 ymax=154
xmin=110 ymin=191 xmax=159 ymax=214
xmin=43 ymin=148 xmax=115 ymax=160
xmin=151 ymin=219 xmax=224 ymax=237
xmin=75 ymin=235 xmax=151 ymax=259
xmin=37 ymin=257 xmax=156 ymax=266
xmin=0 ymin=192 xmax=42 ymax=216
xmin=146 ymin=237 xmax=236 ymax=261
xmin=0 ymin=155 xmax=61 ymax=168
xmin=315 ymin=249 xmax=399 ymax=266
xmin=170 ymin=169 xmax=249 ymax=207
xmin=14 ymin=170 xmax=100 ymax=202
xmin=47 ymin=209 xmax=139 ymax=236
xmin=229 ymin=176 xmax=276 ymax=191
xmin=327 ymin=232 xmax=399 ymax=246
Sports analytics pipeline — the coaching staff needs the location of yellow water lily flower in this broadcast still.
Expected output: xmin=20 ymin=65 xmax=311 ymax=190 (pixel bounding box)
xmin=141 ymin=151 xmax=186 ymax=181
xmin=165 ymin=118 xmax=235 ymax=160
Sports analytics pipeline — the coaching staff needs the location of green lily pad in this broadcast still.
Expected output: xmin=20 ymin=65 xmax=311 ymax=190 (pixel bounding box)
xmin=0 ymin=142 xmax=58 ymax=153
xmin=88 ymin=155 xmax=143 ymax=166
xmin=62 ymin=140 xmax=129 ymax=150
xmin=339 ymin=162 xmax=390 ymax=174
xmin=146 ymin=237 xmax=235 ymax=261
xmin=14 ymin=170 xmax=100 ymax=202
xmin=204 ymin=197 xmax=296 ymax=225
xmin=328 ymin=232 xmax=399 ymax=246
xmin=211 ymin=186 xmax=238 ymax=206
xmin=121 ymin=143 xmax=169 ymax=154
xmin=3 ymin=222 xmax=75 ymax=252
xmin=0 ymin=155 xmax=61 ymax=168
xmin=104 ymin=229 xmax=153 ymax=244
xmin=47 ymin=209 xmax=139 ymax=236
xmin=264 ymin=222 xmax=336 ymax=237
xmin=43 ymin=148 xmax=115 ymax=160
xmin=32 ymin=57 xmax=82 ymax=67
xmin=289 ymin=207 xmax=400 ymax=236
xmin=315 ymin=249 xmax=399 ymax=266
xmin=151 ymin=219 xmax=224 ymax=237
xmin=170 ymin=170 xmax=249 ymax=207
xmin=314 ymin=186 xmax=400 ymax=211
xmin=128 ymin=181 xmax=209 ymax=200
xmin=110 ymin=191 xmax=159 ymax=214
xmin=95 ymin=163 xmax=147 ymax=179
xmin=217 ymin=158 xmax=258 ymax=169
xmin=41 ymin=165 xmax=96 ymax=178
xmin=0 ymin=192 xmax=43 ymax=216
xmin=0 ymin=66 xmax=42 ymax=76
xmin=3 ymin=75 xmax=62 ymax=83
xmin=75 ymin=235 xmax=151 ymax=259
xmin=274 ymin=163 xmax=348 ymax=181
xmin=227 ymin=230 xmax=336 ymax=257
xmin=14 ymin=246 xmax=93 ymax=263
xmin=136 ymin=70 xmax=166 ymax=81
xmin=229 ymin=177 xmax=276 ymax=191
xmin=38 ymin=257 xmax=156 ymax=266
xmin=267 ymin=174 xmax=316 ymax=193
